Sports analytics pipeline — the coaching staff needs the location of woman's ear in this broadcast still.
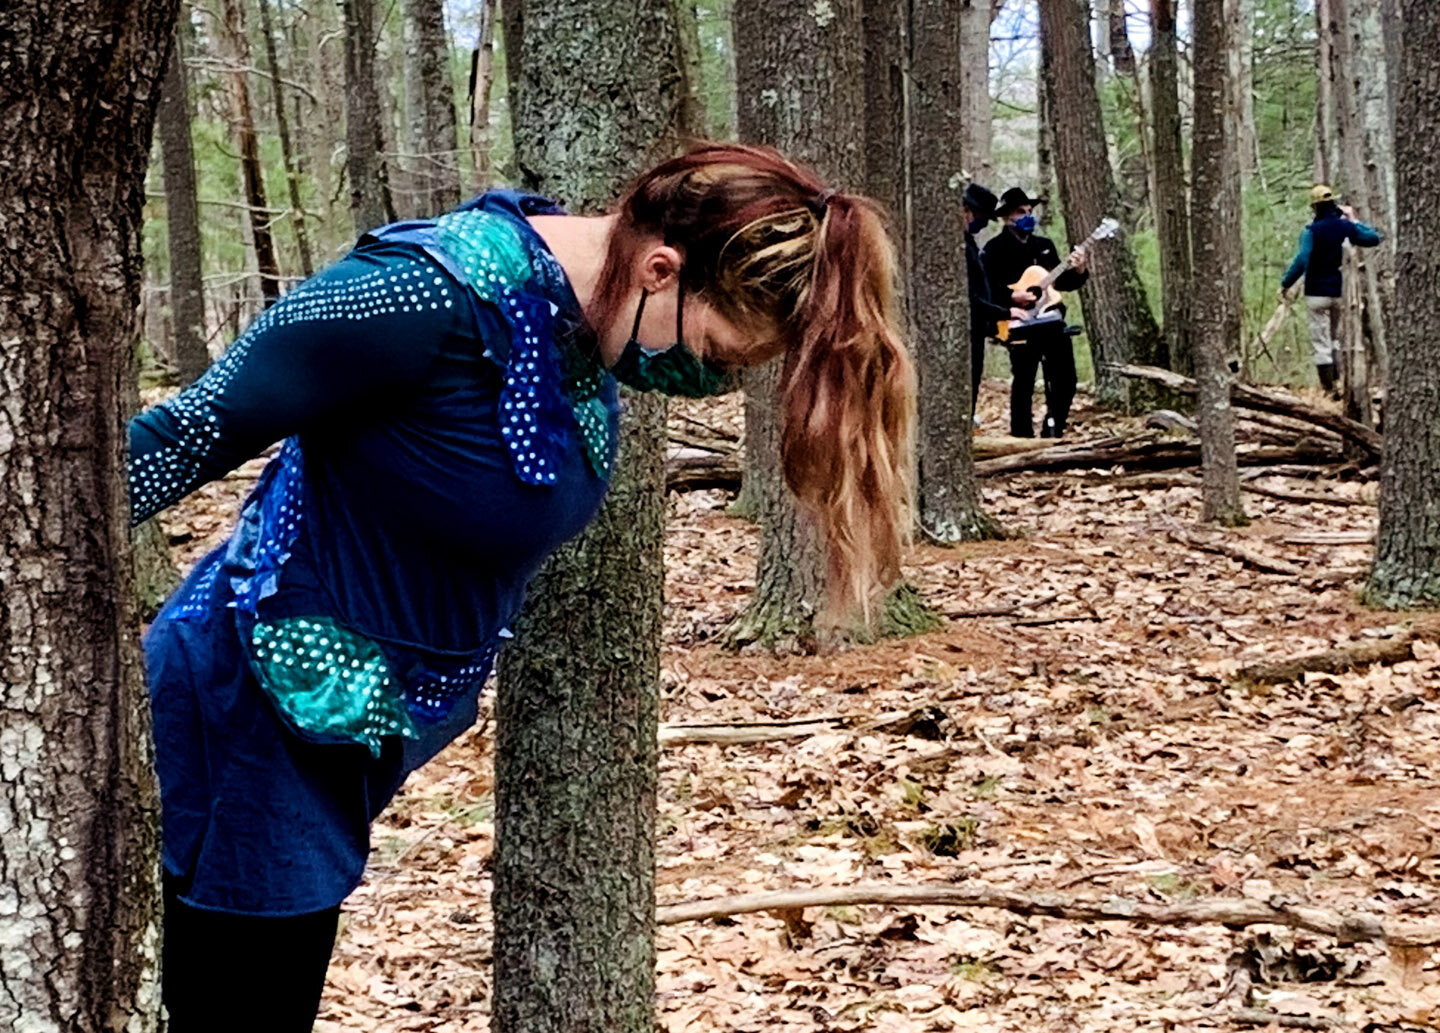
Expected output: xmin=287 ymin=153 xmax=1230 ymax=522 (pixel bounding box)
xmin=637 ymin=245 xmax=683 ymax=293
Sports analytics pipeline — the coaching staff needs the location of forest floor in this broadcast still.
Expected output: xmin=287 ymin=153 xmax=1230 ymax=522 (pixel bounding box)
xmin=158 ymin=382 xmax=1440 ymax=1032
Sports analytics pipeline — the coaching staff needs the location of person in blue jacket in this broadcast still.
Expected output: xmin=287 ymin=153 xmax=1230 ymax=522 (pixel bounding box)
xmin=1280 ymin=184 xmax=1383 ymax=396
xmin=132 ymin=143 xmax=917 ymax=1031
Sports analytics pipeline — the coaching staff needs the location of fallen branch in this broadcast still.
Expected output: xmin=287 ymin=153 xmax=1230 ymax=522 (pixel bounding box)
xmin=1167 ymin=527 xmax=1304 ymax=577
xmin=1113 ymin=364 xmax=1382 ymax=461
xmin=654 ymin=880 xmax=1440 ymax=946
xmin=1241 ymin=482 xmax=1368 ymax=508
xmin=667 ymin=450 xmax=741 ymax=491
xmin=946 ymin=590 xmax=1061 ymax=619
xmin=1230 ymin=1009 xmax=1342 ymax=1031
xmin=1234 ymin=620 xmax=1440 ymax=686
xmin=659 ymin=719 xmax=842 ymax=746
xmin=1280 ymin=530 xmax=1373 ymax=546
xmin=974 ymin=435 xmax=1339 ymax=478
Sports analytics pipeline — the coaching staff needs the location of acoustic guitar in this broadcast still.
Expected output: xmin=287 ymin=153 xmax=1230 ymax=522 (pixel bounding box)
xmin=994 ymin=217 xmax=1121 ymax=343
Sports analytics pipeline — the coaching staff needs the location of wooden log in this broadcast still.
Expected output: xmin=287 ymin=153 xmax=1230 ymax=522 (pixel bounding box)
xmin=1166 ymin=526 xmax=1304 ymax=577
xmin=654 ymin=880 xmax=1440 ymax=946
xmin=1233 ymin=620 xmax=1440 ymax=685
xmin=1113 ymin=363 xmax=1382 ymax=459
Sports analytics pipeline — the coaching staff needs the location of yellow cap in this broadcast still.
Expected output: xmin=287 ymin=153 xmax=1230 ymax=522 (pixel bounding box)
xmin=1310 ymin=184 xmax=1336 ymax=204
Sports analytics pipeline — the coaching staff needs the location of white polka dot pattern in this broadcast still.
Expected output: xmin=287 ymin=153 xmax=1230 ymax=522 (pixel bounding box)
xmin=128 ymin=262 xmax=456 ymax=523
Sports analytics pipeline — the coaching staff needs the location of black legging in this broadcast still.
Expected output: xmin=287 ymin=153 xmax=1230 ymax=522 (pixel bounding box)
xmin=1007 ymin=327 xmax=1076 ymax=438
xmin=162 ymin=875 xmax=339 ymax=1033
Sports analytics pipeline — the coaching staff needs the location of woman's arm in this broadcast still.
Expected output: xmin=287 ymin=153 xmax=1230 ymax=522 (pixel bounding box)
xmin=128 ymin=249 xmax=461 ymax=524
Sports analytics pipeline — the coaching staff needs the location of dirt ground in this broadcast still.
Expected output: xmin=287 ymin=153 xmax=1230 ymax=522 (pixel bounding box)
xmin=158 ymin=383 xmax=1440 ymax=1031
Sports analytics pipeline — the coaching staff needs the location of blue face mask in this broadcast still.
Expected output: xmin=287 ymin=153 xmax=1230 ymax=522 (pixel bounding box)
xmin=1013 ymin=214 xmax=1038 ymax=234
xmin=609 ymin=283 xmax=740 ymax=398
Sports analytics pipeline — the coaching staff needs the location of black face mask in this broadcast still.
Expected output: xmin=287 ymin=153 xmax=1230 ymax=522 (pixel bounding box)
xmin=967 ymin=217 xmax=988 ymax=236
xmin=608 ymin=281 xmax=740 ymax=398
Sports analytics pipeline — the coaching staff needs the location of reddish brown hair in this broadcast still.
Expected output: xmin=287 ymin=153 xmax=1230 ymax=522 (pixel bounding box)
xmin=591 ymin=143 xmax=916 ymax=618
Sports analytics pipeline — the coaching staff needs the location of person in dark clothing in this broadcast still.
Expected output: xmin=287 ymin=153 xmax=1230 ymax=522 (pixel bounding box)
xmin=1280 ymin=184 xmax=1383 ymax=396
xmin=962 ymin=183 xmax=1021 ymax=421
xmin=982 ymin=187 xmax=1089 ymax=437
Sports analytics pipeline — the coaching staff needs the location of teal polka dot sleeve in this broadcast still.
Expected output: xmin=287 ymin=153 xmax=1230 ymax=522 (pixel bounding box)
xmin=128 ymin=247 xmax=464 ymax=524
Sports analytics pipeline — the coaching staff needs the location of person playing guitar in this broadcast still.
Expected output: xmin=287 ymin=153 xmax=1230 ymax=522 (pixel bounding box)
xmin=982 ymin=187 xmax=1090 ymax=438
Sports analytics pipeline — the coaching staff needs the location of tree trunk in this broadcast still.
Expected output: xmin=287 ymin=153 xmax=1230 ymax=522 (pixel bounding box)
xmin=468 ymin=0 xmax=499 ymax=191
xmin=219 ymin=0 xmax=281 ymax=305
xmin=959 ymin=0 xmax=992 ymax=183
xmin=1038 ymin=0 xmax=1162 ymax=407
xmin=156 ymin=19 xmax=210 ymax=383
xmin=1364 ymin=0 xmax=1440 ymax=606
xmin=1189 ymin=0 xmax=1245 ymax=524
xmin=343 ymin=0 xmax=396 ymax=233
xmin=257 ymin=0 xmax=314 ymax=276
xmin=0 ymin=1 xmax=174 ymax=1028
xmin=1108 ymin=0 xmax=1149 ymax=221
xmin=1148 ymin=0 xmax=1189 ymax=373
xmin=732 ymin=0 xmax=864 ymax=647
xmin=1037 ymin=61 xmax=1055 ymax=230
xmin=493 ymin=1 xmax=683 ymax=1029
xmin=405 ymin=0 xmax=463 ymax=214
xmin=862 ymin=0 xmax=907 ymax=237
xmin=1233 ymin=0 xmax=1257 ymax=178
xmin=911 ymin=0 xmax=997 ymax=542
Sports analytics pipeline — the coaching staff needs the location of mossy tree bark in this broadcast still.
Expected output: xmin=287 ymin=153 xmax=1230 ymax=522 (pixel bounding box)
xmin=493 ymin=1 xmax=684 ymax=1030
xmin=0 ymin=0 xmax=178 ymax=1027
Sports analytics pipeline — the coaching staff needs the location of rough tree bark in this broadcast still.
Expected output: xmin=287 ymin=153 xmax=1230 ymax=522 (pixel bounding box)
xmin=156 ymin=18 xmax=211 ymax=383
xmin=492 ymin=0 xmax=683 ymax=1029
xmin=468 ymin=0 xmax=499 ymax=190
xmin=0 ymin=1 xmax=177 ymax=1029
xmin=218 ymin=0 xmax=281 ymax=304
xmin=1148 ymin=0 xmax=1190 ymax=373
xmin=959 ymin=0 xmax=992 ymax=183
xmin=1364 ymin=0 xmax=1440 ymax=608
xmin=731 ymin=0 xmax=864 ymax=649
xmin=343 ymin=0 xmax=396 ymax=233
xmin=404 ymin=0 xmax=463 ymax=214
xmin=911 ymin=0 xmax=998 ymax=542
xmin=1189 ymin=0 xmax=1245 ymax=524
xmin=1038 ymin=0 xmax=1162 ymax=407
xmin=862 ymin=0 xmax=907 ymax=237
xmin=257 ymin=0 xmax=314 ymax=276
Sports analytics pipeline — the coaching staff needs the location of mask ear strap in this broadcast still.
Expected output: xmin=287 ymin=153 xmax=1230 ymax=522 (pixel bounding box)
xmin=675 ymin=279 xmax=685 ymax=349
xmin=629 ymin=289 xmax=649 ymax=342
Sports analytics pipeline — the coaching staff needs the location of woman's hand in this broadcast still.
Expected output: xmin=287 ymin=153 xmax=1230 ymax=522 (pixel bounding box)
xmin=1069 ymin=247 xmax=1089 ymax=273
xmin=1011 ymin=289 xmax=1035 ymax=306
xmin=1009 ymin=307 xmax=1031 ymax=322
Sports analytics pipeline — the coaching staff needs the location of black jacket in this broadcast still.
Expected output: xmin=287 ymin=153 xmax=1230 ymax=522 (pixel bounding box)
xmin=981 ymin=227 xmax=1088 ymax=311
xmin=966 ymin=231 xmax=1010 ymax=337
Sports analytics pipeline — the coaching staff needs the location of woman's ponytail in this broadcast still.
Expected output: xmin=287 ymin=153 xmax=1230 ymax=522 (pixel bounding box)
xmin=778 ymin=195 xmax=916 ymax=618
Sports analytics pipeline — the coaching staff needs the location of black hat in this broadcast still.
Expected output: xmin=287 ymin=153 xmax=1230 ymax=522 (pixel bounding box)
xmin=996 ymin=186 xmax=1043 ymax=216
xmin=963 ymin=183 xmax=998 ymax=221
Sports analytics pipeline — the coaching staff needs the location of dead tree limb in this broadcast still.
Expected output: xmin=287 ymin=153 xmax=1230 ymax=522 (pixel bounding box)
xmin=654 ymin=881 xmax=1440 ymax=946
xmin=1166 ymin=527 xmax=1305 ymax=577
xmin=1234 ymin=620 xmax=1440 ymax=685
xmin=1113 ymin=364 xmax=1382 ymax=460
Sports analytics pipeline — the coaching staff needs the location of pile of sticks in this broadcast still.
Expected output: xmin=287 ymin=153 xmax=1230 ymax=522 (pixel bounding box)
xmin=666 ymin=365 xmax=1379 ymax=492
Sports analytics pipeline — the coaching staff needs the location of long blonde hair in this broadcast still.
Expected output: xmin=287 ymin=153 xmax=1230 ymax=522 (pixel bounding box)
xmin=591 ymin=144 xmax=916 ymax=617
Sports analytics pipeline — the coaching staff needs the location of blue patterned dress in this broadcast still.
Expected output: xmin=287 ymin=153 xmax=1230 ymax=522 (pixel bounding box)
xmin=133 ymin=192 xmax=618 ymax=915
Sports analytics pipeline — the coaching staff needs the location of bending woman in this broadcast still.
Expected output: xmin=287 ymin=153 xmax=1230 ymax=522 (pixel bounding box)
xmin=131 ymin=143 xmax=915 ymax=1031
